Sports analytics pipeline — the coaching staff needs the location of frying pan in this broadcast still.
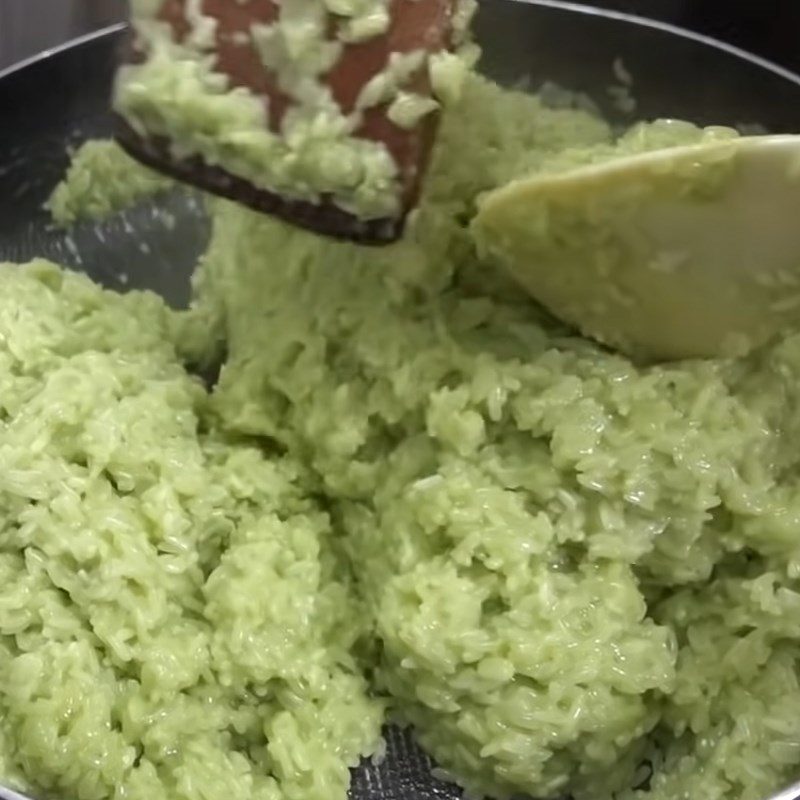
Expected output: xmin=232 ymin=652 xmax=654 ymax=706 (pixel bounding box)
xmin=1 ymin=2 xmax=800 ymax=800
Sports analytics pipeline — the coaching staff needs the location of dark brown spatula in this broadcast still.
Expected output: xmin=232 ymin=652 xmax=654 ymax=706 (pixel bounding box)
xmin=113 ymin=0 xmax=472 ymax=244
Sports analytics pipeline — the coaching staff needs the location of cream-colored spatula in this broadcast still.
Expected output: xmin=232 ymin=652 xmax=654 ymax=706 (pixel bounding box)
xmin=473 ymin=135 xmax=800 ymax=361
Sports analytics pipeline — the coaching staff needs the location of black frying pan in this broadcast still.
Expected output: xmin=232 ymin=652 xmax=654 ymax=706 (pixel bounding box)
xmin=1 ymin=2 xmax=800 ymax=799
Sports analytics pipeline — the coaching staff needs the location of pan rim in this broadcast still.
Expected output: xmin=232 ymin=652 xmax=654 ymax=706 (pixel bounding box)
xmin=0 ymin=2 xmax=798 ymax=89
xmin=0 ymin=22 xmax=127 ymax=82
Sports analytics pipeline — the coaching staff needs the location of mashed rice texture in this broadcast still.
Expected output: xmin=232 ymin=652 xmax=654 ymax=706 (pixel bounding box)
xmin=197 ymin=76 xmax=800 ymax=800
xmin=0 ymin=262 xmax=383 ymax=800
xmin=47 ymin=141 xmax=173 ymax=226
xmin=4 ymin=73 xmax=800 ymax=800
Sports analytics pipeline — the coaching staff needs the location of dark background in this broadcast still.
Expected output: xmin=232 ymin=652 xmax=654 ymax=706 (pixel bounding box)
xmin=595 ymin=0 xmax=799 ymax=72
xmin=0 ymin=1 xmax=798 ymax=73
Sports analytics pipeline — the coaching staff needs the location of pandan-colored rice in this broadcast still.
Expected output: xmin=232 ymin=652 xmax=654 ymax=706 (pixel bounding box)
xmin=0 ymin=261 xmax=383 ymax=800
xmin=47 ymin=140 xmax=173 ymax=226
xmin=2 ymin=71 xmax=799 ymax=800
xmin=196 ymin=75 xmax=800 ymax=800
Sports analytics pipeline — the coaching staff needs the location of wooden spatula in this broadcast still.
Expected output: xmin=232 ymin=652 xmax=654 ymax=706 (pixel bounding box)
xmin=113 ymin=0 xmax=474 ymax=244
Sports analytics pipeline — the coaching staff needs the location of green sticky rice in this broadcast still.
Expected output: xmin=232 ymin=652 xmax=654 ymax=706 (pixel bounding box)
xmin=46 ymin=140 xmax=174 ymax=226
xmin=6 ymin=71 xmax=800 ymax=800
xmin=0 ymin=261 xmax=383 ymax=800
xmin=196 ymin=76 xmax=800 ymax=800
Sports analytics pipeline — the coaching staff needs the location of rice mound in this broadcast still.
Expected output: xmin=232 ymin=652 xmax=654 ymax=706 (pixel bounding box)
xmin=196 ymin=75 xmax=800 ymax=800
xmin=4 ymin=73 xmax=800 ymax=800
xmin=0 ymin=261 xmax=383 ymax=800
xmin=47 ymin=140 xmax=174 ymax=226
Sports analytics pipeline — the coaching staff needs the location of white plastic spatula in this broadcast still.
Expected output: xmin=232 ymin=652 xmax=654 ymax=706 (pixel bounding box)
xmin=473 ymin=135 xmax=800 ymax=361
